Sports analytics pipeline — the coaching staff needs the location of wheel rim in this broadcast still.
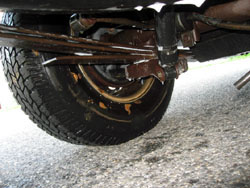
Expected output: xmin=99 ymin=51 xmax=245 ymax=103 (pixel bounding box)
xmin=79 ymin=65 xmax=155 ymax=103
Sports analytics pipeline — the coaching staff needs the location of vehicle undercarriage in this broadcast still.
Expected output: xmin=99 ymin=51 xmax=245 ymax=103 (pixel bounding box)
xmin=0 ymin=0 xmax=249 ymax=145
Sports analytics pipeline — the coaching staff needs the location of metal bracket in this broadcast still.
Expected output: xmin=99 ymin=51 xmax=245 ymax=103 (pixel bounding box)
xmin=125 ymin=60 xmax=166 ymax=82
xmin=181 ymin=29 xmax=200 ymax=48
xmin=69 ymin=14 xmax=96 ymax=36
xmin=125 ymin=57 xmax=188 ymax=82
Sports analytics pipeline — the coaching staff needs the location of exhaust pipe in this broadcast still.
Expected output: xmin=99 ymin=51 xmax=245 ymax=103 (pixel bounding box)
xmin=234 ymin=71 xmax=250 ymax=90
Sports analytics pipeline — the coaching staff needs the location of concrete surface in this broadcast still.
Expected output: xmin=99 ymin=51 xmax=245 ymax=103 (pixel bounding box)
xmin=0 ymin=58 xmax=249 ymax=188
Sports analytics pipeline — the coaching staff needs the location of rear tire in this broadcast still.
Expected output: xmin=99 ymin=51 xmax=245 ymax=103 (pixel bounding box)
xmin=1 ymin=12 xmax=174 ymax=145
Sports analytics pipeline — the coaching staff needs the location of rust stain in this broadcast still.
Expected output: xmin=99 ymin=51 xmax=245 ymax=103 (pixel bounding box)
xmin=70 ymin=72 xmax=79 ymax=83
xmin=87 ymin=99 xmax=94 ymax=104
xmin=99 ymin=102 xmax=107 ymax=109
xmin=125 ymin=104 xmax=132 ymax=115
xmin=32 ymin=50 xmax=39 ymax=56
xmin=134 ymin=100 xmax=142 ymax=104
xmin=98 ymin=88 xmax=105 ymax=94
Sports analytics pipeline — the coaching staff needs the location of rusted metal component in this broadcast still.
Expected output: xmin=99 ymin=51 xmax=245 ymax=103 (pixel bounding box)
xmin=124 ymin=57 xmax=188 ymax=81
xmin=70 ymin=14 xmax=96 ymax=36
xmin=181 ymin=31 xmax=194 ymax=47
xmin=125 ymin=59 xmax=166 ymax=82
xmin=124 ymin=104 xmax=132 ymax=115
xmin=181 ymin=28 xmax=200 ymax=48
xmin=234 ymin=71 xmax=250 ymax=90
xmin=190 ymin=13 xmax=250 ymax=32
xmin=101 ymin=30 xmax=156 ymax=47
xmin=0 ymin=24 xmax=155 ymax=55
xmin=195 ymin=0 xmax=250 ymax=33
xmin=161 ymin=57 xmax=188 ymax=79
xmin=125 ymin=7 xmax=189 ymax=83
xmin=175 ymin=58 xmax=188 ymax=79
xmin=79 ymin=17 xmax=154 ymax=30
xmin=42 ymin=55 xmax=154 ymax=66
xmin=99 ymin=102 xmax=108 ymax=109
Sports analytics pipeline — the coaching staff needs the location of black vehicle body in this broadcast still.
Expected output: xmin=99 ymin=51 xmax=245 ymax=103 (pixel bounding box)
xmin=0 ymin=0 xmax=179 ymax=13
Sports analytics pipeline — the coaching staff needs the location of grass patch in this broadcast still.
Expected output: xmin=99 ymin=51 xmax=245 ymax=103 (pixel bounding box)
xmin=189 ymin=53 xmax=250 ymax=71
xmin=228 ymin=53 xmax=250 ymax=62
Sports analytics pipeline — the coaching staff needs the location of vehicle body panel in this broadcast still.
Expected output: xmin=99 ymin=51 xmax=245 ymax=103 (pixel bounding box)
xmin=0 ymin=0 xmax=205 ymax=13
xmin=0 ymin=0 xmax=177 ymax=13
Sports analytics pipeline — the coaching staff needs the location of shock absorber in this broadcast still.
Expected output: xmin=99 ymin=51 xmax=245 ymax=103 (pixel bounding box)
xmin=156 ymin=6 xmax=188 ymax=79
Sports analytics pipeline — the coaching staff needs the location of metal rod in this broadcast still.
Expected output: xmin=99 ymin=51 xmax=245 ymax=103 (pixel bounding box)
xmin=234 ymin=71 xmax=250 ymax=90
xmin=190 ymin=13 xmax=250 ymax=32
xmin=196 ymin=0 xmax=250 ymax=33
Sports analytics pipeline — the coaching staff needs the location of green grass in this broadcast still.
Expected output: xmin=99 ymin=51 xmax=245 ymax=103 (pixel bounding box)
xmin=228 ymin=53 xmax=250 ymax=62
xmin=189 ymin=53 xmax=250 ymax=71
